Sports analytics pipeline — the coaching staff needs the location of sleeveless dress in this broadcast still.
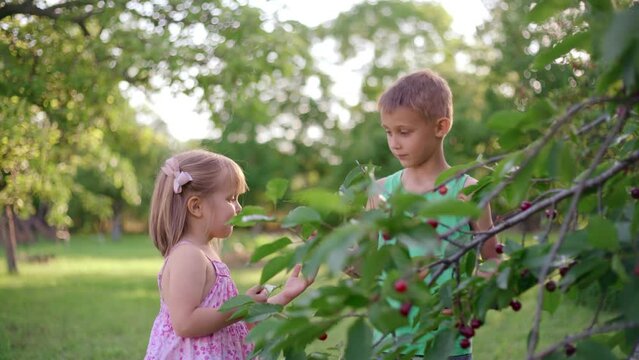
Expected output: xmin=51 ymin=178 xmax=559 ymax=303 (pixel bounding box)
xmin=145 ymin=242 xmax=253 ymax=360
xmin=376 ymin=170 xmax=473 ymax=358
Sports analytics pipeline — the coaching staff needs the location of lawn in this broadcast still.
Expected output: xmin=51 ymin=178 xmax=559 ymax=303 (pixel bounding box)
xmin=0 ymin=233 xmax=603 ymax=359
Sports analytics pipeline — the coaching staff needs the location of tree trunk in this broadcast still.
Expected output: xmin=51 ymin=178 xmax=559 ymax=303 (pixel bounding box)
xmin=3 ymin=205 xmax=18 ymax=274
xmin=111 ymin=200 xmax=122 ymax=241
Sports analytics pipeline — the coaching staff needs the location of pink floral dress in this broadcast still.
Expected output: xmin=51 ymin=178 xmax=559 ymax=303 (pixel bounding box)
xmin=145 ymin=250 xmax=253 ymax=360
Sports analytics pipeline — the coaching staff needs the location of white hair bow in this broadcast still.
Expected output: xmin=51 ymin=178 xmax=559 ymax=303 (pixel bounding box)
xmin=161 ymin=158 xmax=193 ymax=194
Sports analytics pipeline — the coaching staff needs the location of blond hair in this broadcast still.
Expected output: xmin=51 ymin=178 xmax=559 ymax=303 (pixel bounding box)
xmin=149 ymin=149 xmax=247 ymax=257
xmin=378 ymin=69 xmax=453 ymax=124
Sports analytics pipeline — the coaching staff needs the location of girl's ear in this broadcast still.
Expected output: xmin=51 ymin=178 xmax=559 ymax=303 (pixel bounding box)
xmin=186 ymin=196 xmax=204 ymax=218
xmin=435 ymin=117 xmax=451 ymax=138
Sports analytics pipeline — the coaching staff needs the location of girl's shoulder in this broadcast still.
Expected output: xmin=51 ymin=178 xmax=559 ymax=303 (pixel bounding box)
xmin=166 ymin=242 xmax=211 ymax=270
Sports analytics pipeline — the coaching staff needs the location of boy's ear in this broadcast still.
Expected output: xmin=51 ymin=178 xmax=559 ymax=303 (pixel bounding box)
xmin=186 ymin=196 xmax=204 ymax=218
xmin=435 ymin=117 xmax=451 ymax=138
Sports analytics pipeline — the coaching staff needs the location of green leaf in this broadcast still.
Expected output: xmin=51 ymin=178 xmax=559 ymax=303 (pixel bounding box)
xmin=576 ymin=340 xmax=618 ymax=360
xmin=344 ymin=318 xmax=373 ymax=360
xmin=587 ymin=216 xmax=620 ymax=250
xmin=219 ymin=294 xmax=254 ymax=312
xmin=294 ymin=188 xmax=350 ymax=214
xmin=601 ymin=7 xmax=639 ymax=66
xmin=265 ymin=178 xmax=289 ymax=206
xmin=245 ymin=303 xmax=283 ymax=323
xmin=497 ymin=267 xmax=511 ymax=290
xmin=281 ymin=206 xmax=322 ymax=228
xmin=229 ymin=206 xmax=273 ymax=227
xmin=532 ymin=31 xmax=591 ymax=70
xmin=542 ymin=289 xmax=561 ymax=315
xmin=434 ymin=160 xmax=478 ymax=187
xmin=369 ymin=302 xmax=409 ymax=333
xmin=418 ymin=198 xmax=482 ymax=218
xmin=427 ymin=327 xmax=456 ymax=360
xmin=587 ymin=0 xmax=613 ymax=12
xmin=250 ymin=237 xmax=293 ymax=263
xmin=487 ymin=110 xmax=527 ymax=133
xmin=527 ymin=0 xmax=572 ymax=23
xmin=260 ymin=252 xmax=294 ymax=284
xmin=611 ymin=255 xmax=631 ymax=283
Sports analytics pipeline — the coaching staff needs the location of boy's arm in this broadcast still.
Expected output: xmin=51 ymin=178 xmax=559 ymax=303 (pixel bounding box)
xmin=463 ymin=177 xmax=501 ymax=277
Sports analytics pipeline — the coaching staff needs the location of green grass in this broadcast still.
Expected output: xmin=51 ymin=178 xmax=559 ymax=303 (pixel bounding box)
xmin=0 ymin=233 xmax=605 ymax=359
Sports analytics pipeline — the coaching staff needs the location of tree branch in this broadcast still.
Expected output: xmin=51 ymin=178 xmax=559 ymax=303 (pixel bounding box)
xmin=426 ymin=149 xmax=639 ymax=286
xmin=531 ymin=321 xmax=639 ymax=360
xmin=436 ymin=96 xmax=613 ymax=245
xmin=527 ymin=105 xmax=631 ymax=359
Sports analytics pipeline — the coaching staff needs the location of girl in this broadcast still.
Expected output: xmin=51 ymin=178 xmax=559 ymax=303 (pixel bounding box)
xmin=145 ymin=150 xmax=313 ymax=360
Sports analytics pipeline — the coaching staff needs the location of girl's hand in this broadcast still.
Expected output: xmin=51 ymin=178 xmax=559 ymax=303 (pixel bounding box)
xmin=245 ymin=285 xmax=269 ymax=303
xmin=268 ymin=264 xmax=315 ymax=306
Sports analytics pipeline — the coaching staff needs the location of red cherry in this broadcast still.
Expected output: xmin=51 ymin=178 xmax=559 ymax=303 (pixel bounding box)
xmin=382 ymin=232 xmax=392 ymax=241
xmin=631 ymin=188 xmax=639 ymax=199
xmin=318 ymin=332 xmax=328 ymax=341
xmin=399 ymin=302 xmax=412 ymax=316
xmin=520 ymin=201 xmax=532 ymax=211
xmin=459 ymin=325 xmax=475 ymax=338
xmin=438 ymin=185 xmax=448 ymax=195
xmin=559 ymin=265 xmax=570 ymax=277
xmin=495 ymin=243 xmax=504 ymax=254
xmin=510 ymin=299 xmax=522 ymax=311
xmin=394 ymin=279 xmax=408 ymax=293
xmin=427 ymin=219 xmax=439 ymax=228
xmin=545 ymin=209 xmax=557 ymax=219
xmin=470 ymin=318 xmax=482 ymax=329
xmin=545 ymin=280 xmax=557 ymax=292
xmin=460 ymin=338 xmax=471 ymax=349
xmin=564 ymin=343 xmax=576 ymax=356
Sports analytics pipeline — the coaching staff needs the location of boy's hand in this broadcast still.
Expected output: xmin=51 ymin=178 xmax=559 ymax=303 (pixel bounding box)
xmin=245 ymin=285 xmax=269 ymax=303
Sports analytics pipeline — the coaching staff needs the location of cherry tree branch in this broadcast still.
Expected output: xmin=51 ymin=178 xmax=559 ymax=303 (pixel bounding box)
xmin=436 ymin=96 xmax=613 ymax=245
xmin=530 ymin=321 xmax=639 ymax=360
xmin=527 ymin=105 xmax=631 ymax=359
xmin=426 ymin=148 xmax=639 ymax=286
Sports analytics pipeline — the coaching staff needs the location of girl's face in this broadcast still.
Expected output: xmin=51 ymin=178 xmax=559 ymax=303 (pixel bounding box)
xmin=202 ymin=184 xmax=243 ymax=239
xmin=381 ymin=106 xmax=443 ymax=168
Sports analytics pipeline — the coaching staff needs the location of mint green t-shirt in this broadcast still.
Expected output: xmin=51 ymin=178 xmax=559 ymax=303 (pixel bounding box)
xmin=374 ymin=169 xmax=472 ymax=357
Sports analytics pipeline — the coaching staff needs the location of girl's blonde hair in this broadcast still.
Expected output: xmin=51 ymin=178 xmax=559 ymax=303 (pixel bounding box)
xmin=149 ymin=149 xmax=247 ymax=257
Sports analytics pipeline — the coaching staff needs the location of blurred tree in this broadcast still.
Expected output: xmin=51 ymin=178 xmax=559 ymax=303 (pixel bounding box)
xmin=0 ymin=0 xmax=329 ymax=272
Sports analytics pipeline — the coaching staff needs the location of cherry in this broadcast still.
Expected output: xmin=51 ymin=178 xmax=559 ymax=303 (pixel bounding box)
xmin=631 ymin=188 xmax=639 ymax=200
xmin=399 ymin=302 xmax=412 ymax=316
xmin=564 ymin=343 xmax=576 ymax=357
xmin=460 ymin=338 xmax=471 ymax=349
xmin=545 ymin=208 xmax=557 ymax=219
xmin=394 ymin=279 xmax=408 ymax=293
xmin=545 ymin=280 xmax=557 ymax=292
xmin=520 ymin=201 xmax=532 ymax=211
xmin=459 ymin=325 xmax=475 ymax=338
xmin=438 ymin=185 xmax=448 ymax=195
xmin=382 ymin=232 xmax=392 ymax=241
xmin=510 ymin=299 xmax=522 ymax=312
xmin=427 ymin=219 xmax=439 ymax=228
xmin=495 ymin=243 xmax=504 ymax=254
xmin=559 ymin=265 xmax=570 ymax=277
xmin=318 ymin=332 xmax=328 ymax=341
xmin=470 ymin=318 xmax=482 ymax=329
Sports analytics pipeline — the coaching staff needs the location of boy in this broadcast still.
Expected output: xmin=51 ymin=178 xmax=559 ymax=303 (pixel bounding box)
xmin=369 ymin=69 xmax=500 ymax=359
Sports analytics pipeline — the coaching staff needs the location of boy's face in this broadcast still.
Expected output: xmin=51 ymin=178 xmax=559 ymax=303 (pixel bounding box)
xmin=380 ymin=107 xmax=447 ymax=168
